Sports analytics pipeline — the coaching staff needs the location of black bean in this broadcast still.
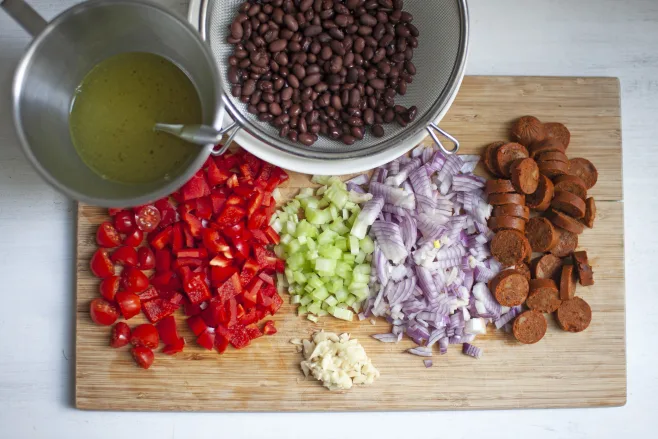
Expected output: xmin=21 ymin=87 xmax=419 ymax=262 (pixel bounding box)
xmin=298 ymin=132 xmax=316 ymax=145
xmin=351 ymin=126 xmax=365 ymax=139
xmin=304 ymin=25 xmax=323 ymax=37
xmin=287 ymin=130 xmax=298 ymax=142
xmin=228 ymin=66 xmax=240 ymax=84
xmin=407 ymin=105 xmax=417 ymax=121
xmin=341 ymin=134 xmax=356 ymax=145
xmin=372 ymin=124 xmax=385 ymax=137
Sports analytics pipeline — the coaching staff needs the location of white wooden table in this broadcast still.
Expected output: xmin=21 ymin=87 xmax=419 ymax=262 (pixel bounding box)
xmin=1 ymin=0 xmax=656 ymax=437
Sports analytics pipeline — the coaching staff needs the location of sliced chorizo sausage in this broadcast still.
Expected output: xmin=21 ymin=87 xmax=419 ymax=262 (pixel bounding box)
xmin=513 ymin=310 xmax=547 ymax=344
xmin=488 ymin=193 xmax=526 ymax=206
xmin=485 ymin=179 xmax=515 ymax=196
xmin=553 ymin=175 xmax=587 ymax=200
xmin=529 ymin=138 xmax=565 ymax=158
xmin=482 ymin=141 xmax=505 ymax=177
xmin=568 ymin=158 xmax=598 ymax=189
xmin=511 ymin=158 xmax=540 ymax=194
xmin=543 ymin=122 xmax=571 ymax=149
xmin=488 ymin=216 xmax=526 ymax=233
xmin=583 ymin=197 xmax=596 ymax=228
xmin=535 ymin=150 xmax=569 ymax=164
xmin=526 ymin=174 xmax=554 ymax=211
xmin=533 ymin=253 xmax=563 ymax=281
xmin=525 ymin=217 xmax=558 ymax=252
xmin=547 ymin=209 xmax=585 ymax=234
xmin=511 ymin=115 xmax=546 ymax=147
xmin=573 ymin=250 xmax=594 ymax=286
xmin=495 ymin=143 xmax=529 ymax=177
xmin=490 ymin=229 xmax=528 ymax=267
xmin=538 ymin=160 xmax=569 ymax=178
xmin=489 ymin=269 xmax=529 ymax=307
xmin=549 ymin=228 xmax=579 ymax=258
xmin=559 ymin=264 xmax=577 ymax=301
xmin=551 ymin=190 xmax=586 ymax=218
xmin=556 ymin=297 xmax=592 ymax=333
xmin=526 ymin=279 xmax=561 ymax=313
xmin=493 ymin=204 xmax=530 ymax=221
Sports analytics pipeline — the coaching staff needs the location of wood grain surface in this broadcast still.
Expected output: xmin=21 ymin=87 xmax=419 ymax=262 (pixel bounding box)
xmin=75 ymin=76 xmax=625 ymax=411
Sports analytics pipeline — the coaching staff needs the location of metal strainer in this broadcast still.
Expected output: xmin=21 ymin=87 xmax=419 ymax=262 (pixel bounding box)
xmin=191 ymin=0 xmax=469 ymax=173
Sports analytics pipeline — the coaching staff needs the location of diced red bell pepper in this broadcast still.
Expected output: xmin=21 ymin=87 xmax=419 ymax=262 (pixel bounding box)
xmin=137 ymin=285 xmax=159 ymax=302
xmin=184 ymin=301 xmax=203 ymax=317
xmin=247 ymin=192 xmax=264 ymax=217
xmin=210 ymin=191 xmax=227 ymax=216
xmin=250 ymin=229 xmax=269 ymax=245
xmin=209 ymin=255 xmax=232 ymax=267
xmin=155 ymin=315 xmax=181 ymax=345
xmin=239 ymin=163 xmax=255 ymax=182
xmin=269 ymin=293 xmax=283 ymax=315
xmin=162 ymin=337 xmax=185 ymax=355
xmin=239 ymin=308 xmax=259 ymax=326
xmin=216 ymin=205 xmax=246 ymax=228
xmin=264 ymin=226 xmax=280 ymax=245
xmin=260 ymin=192 xmax=273 ymax=206
xmin=254 ymin=163 xmax=274 ymax=190
xmin=232 ymin=184 xmax=255 ymax=198
xmin=227 ymin=298 xmax=238 ymax=327
xmin=222 ymin=221 xmax=246 ymax=239
xmin=214 ymin=332 xmax=230 ymax=354
xmin=229 ymin=324 xmax=250 ymax=349
xmin=184 ymin=273 xmax=212 ymax=305
xmin=236 ymin=303 xmax=246 ymax=321
xmin=180 ymin=171 xmax=211 ymax=201
xmin=155 ymin=249 xmax=172 ymax=272
xmin=206 ymin=157 xmax=231 ymax=187
xmin=240 ymin=150 xmax=263 ymax=175
xmin=215 ymin=153 xmax=239 ymax=171
xmin=243 ymin=278 xmax=263 ymax=308
xmin=266 ymin=167 xmax=289 ymax=192
xmin=262 ymin=320 xmax=277 ymax=335
xmin=182 ymin=212 xmax=203 ymax=238
xmin=245 ymin=323 xmax=263 ymax=340
xmin=239 ymin=259 xmax=260 ymax=287
xmin=253 ymin=245 xmax=277 ymax=270
xmin=150 ymin=271 xmax=173 ymax=289
xmin=173 ymin=257 xmax=204 ymax=270
xmin=258 ymin=272 xmax=274 ymax=286
xmin=171 ymin=223 xmax=184 ymax=252
xmin=275 ymin=259 xmax=285 ymax=273
xmin=177 ymin=200 xmax=195 ymax=216
xmin=187 ymin=315 xmax=208 ymax=336
xmin=226 ymin=194 xmax=246 ymax=206
xmin=232 ymin=238 xmax=251 ymax=259
xmin=159 ymin=290 xmax=184 ymax=305
xmin=196 ymin=328 xmax=216 ymax=350
xmin=216 ymin=273 xmax=242 ymax=303
xmin=210 ymin=265 xmax=238 ymax=286
xmin=195 ymin=196 xmax=213 ymax=220
xmin=154 ymin=198 xmax=177 ymax=228
xmin=202 ymin=228 xmax=230 ymax=254
xmin=247 ymin=208 xmax=267 ymax=230
xmin=175 ymin=248 xmax=208 ymax=259
xmin=142 ymin=298 xmax=179 ymax=323
xmin=149 ymin=226 xmax=172 ymax=250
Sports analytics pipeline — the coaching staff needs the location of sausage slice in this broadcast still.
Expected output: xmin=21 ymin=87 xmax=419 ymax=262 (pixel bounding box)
xmin=511 ymin=158 xmax=540 ymax=194
xmin=547 ymin=209 xmax=585 ymax=234
xmin=526 ymin=174 xmax=554 ymax=211
xmin=556 ymin=297 xmax=592 ymax=333
xmin=553 ymin=175 xmax=588 ymax=200
xmin=493 ymin=204 xmax=530 ymax=221
xmin=559 ymin=264 xmax=577 ymax=300
xmin=544 ymin=122 xmax=571 ymax=149
xmin=511 ymin=116 xmax=546 ymax=147
xmin=527 ymin=279 xmax=561 ymax=313
xmin=488 ymin=193 xmax=526 ymax=206
xmin=509 ymin=263 xmax=532 ymax=281
xmin=535 ymin=151 xmax=569 ymax=164
xmin=538 ymin=160 xmax=569 ymax=178
xmin=488 ymin=216 xmax=526 ymax=233
xmin=529 ymin=138 xmax=566 ymax=158
xmin=573 ymin=250 xmax=594 ymax=286
xmin=533 ymin=254 xmax=563 ymax=281
xmin=485 ymin=179 xmax=515 ymax=196
xmin=482 ymin=141 xmax=505 ymax=177
xmin=491 ymin=230 xmax=529 ymax=267
xmin=513 ymin=310 xmax=547 ymax=344
xmin=568 ymin=158 xmax=598 ymax=189
xmin=583 ymin=197 xmax=596 ymax=228
xmin=551 ymin=190 xmax=586 ymax=218
xmin=549 ymin=228 xmax=578 ymax=258
xmin=489 ymin=270 xmax=529 ymax=307
xmin=525 ymin=217 xmax=558 ymax=252
xmin=495 ymin=143 xmax=529 ymax=177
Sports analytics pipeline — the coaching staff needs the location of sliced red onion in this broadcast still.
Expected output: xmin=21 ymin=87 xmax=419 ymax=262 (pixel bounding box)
xmin=386 ymin=157 xmax=422 ymax=187
xmin=416 ymin=212 xmax=449 ymax=237
xmin=438 ymin=337 xmax=449 ymax=354
xmin=347 ymin=183 xmax=367 ymax=194
xmin=371 ymin=221 xmax=408 ymax=264
xmin=370 ymin=182 xmax=416 ymax=210
xmin=425 ymin=151 xmax=447 ymax=174
xmin=424 ymin=359 xmax=433 ymax=368
xmin=347 ymin=174 xmax=369 ymax=185
xmin=399 ymin=214 xmax=417 ymax=251
xmin=374 ymin=245 xmax=389 ymax=285
xmin=462 ymin=342 xmax=482 ymax=359
xmin=388 ymin=159 xmax=400 ymax=174
xmin=436 ymin=154 xmax=464 ymax=183
xmin=372 ymin=333 xmax=399 ymax=343
xmin=452 ymin=174 xmax=486 ymax=192
xmin=408 ymin=346 xmax=432 ymax=357
xmin=494 ymin=305 xmax=523 ymax=329
xmin=409 ymin=167 xmax=432 ymax=198
xmin=351 ymin=196 xmax=385 ymax=239
xmin=460 ymin=155 xmax=481 ymax=173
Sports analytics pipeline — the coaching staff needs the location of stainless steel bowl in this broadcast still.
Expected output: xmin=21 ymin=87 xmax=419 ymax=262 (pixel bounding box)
xmin=3 ymin=0 xmax=223 ymax=207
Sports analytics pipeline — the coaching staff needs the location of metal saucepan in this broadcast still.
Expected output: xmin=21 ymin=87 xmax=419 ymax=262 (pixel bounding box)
xmin=2 ymin=0 xmax=228 ymax=207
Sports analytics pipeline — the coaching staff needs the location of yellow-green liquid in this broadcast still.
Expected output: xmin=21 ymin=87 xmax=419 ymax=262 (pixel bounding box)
xmin=69 ymin=52 xmax=202 ymax=184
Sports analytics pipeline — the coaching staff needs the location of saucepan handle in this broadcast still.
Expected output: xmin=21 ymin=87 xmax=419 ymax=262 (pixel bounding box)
xmin=1 ymin=0 xmax=48 ymax=37
xmin=426 ymin=122 xmax=460 ymax=155
xmin=210 ymin=95 xmax=243 ymax=156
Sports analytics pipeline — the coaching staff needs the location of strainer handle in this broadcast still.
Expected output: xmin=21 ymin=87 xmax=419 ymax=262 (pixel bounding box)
xmin=210 ymin=122 xmax=241 ymax=156
xmin=427 ymin=123 xmax=459 ymax=155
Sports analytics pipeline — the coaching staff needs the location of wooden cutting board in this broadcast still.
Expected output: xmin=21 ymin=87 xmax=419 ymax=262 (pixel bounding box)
xmin=75 ymin=76 xmax=626 ymax=411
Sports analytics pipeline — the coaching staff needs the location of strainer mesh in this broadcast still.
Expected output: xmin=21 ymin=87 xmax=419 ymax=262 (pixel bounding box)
xmin=204 ymin=0 xmax=465 ymax=158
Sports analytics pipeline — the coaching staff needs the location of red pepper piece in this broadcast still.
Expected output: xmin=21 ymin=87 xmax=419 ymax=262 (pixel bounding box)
xmin=137 ymin=285 xmax=159 ymax=302
xmin=264 ymin=226 xmax=280 ymax=245
xmin=239 ymin=259 xmax=260 ymax=287
xmin=187 ymin=315 xmax=208 ymax=336
xmin=239 ymin=308 xmax=259 ymax=326
xmin=253 ymin=245 xmax=277 ymax=270
xmin=162 ymin=337 xmax=186 ymax=355
xmin=214 ymin=333 xmax=230 ymax=354
xmin=247 ymin=208 xmax=267 ymax=230
xmin=180 ymin=171 xmax=210 ymax=201
xmin=210 ymin=265 xmax=238 ymax=286
xmin=216 ymin=205 xmax=246 ymax=228
xmin=240 ymin=150 xmax=263 ymax=175
xmin=196 ymin=328 xmax=215 ymax=350
xmin=182 ymin=212 xmax=203 ymax=238
xmin=262 ymin=320 xmax=277 ymax=335
xmin=206 ymin=157 xmax=231 ymax=187
xmin=250 ymin=229 xmax=269 ymax=245
xmin=155 ymin=315 xmax=181 ymax=345
xmin=175 ymin=248 xmax=208 ymax=259
xmin=171 ymin=223 xmax=184 ymax=252
xmin=243 ymin=278 xmax=263 ymax=308
xmin=269 ymin=293 xmax=283 ymax=315
xmin=245 ymin=323 xmax=263 ymax=340
xmin=142 ymin=298 xmax=179 ymax=323
xmin=183 ymin=301 xmax=202 ymax=317
xmin=226 ymin=174 xmax=239 ymax=188
xmin=150 ymin=226 xmax=173 ymax=250
xmin=195 ymin=196 xmax=213 ymax=220
xmin=216 ymin=273 xmax=242 ymax=303
xmin=183 ymin=273 xmax=212 ymax=305
xmin=202 ymin=228 xmax=230 ymax=254
xmin=150 ymin=271 xmax=173 ymax=289
xmin=215 ymin=153 xmax=238 ymax=171
xmin=229 ymin=324 xmax=250 ymax=349
xmin=155 ymin=249 xmax=172 ymax=272
xmin=258 ymin=272 xmax=274 ymax=286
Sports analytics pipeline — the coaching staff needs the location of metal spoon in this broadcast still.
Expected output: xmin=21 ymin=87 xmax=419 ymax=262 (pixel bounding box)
xmin=154 ymin=122 xmax=240 ymax=156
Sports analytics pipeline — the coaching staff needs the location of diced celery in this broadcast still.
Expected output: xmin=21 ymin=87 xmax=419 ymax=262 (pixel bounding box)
xmin=352 ymin=271 xmax=370 ymax=284
xmin=307 ymin=302 xmax=321 ymax=315
xmin=285 ymin=268 xmax=294 ymax=284
xmin=349 ymin=235 xmax=360 ymax=255
xmin=360 ymin=235 xmax=375 ymax=254
xmin=334 ymin=237 xmax=348 ymax=251
xmin=280 ymin=234 xmax=293 ymax=245
xmin=273 ymin=245 xmax=285 ymax=259
xmin=311 ymin=286 xmax=330 ymax=301
xmin=307 ymin=314 xmax=318 ymax=323
xmin=335 ymin=261 xmax=352 ymax=279
xmin=354 ymin=264 xmax=371 ymax=275
xmin=300 ymin=295 xmax=313 ymax=306
xmin=319 ymin=245 xmax=342 ymax=260
xmin=336 ymin=302 xmax=348 ymax=309
xmin=316 ymin=309 xmax=329 ymax=317
xmin=306 ymin=208 xmax=331 ymax=225
xmin=345 ymin=294 xmax=357 ymax=306
xmin=308 ymin=274 xmax=323 ymax=289
xmin=334 ymin=288 xmax=348 ymax=303
xmin=324 ymin=295 xmax=338 ymax=307
xmin=293 ymin=271 xmax=307 ymax=284
xmin=317 ymin=198 xmax=329 ymax=209
xmin=311 ymin=175 xmax=331 ymax=185
xmin=298 ymin=305 xmax=307 ymax=316
xmin=306 ymin=238 xmax=317 ymax=251
xmin=297 ymin=234 xmax=307 ymax=244
xmin=329 ymin=205 xmax=338 ymax=220
xmin=317 ymin=229 xmax=338 ymax=245
xmin=332 ymin=307 xmax=354 ymax=321
xmin=290 ymin=295 xmax=301 ymax=304
xmin=286 ymin=238 xmax=301 ymax=255
xmin=327 ymin=278 xmax=343 ymax=294
xmin=296 ymin=187 xmax=315 ymax=199
xmin=355 ymin=250 xmax=367 ymax=264
xmin=316 ymin=185 xmax=327 ymax=196
xmin=315 ymin=258 xmax=337 ymax=276
xmin=351 ymin=285 xmax=370 ymax=301
xmin=295 ymin=220 xmax=318 ymax=238
xmin=352 ymin=300 xmax=362 ymax=313
xmin=287 ymin=252 xmax=305 ymax=270
xmin=341 ymin=253 xmax=356 ymax=264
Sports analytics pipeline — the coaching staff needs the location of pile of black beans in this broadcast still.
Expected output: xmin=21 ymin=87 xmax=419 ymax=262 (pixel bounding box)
xmin=226 ymin=0 xmax=419 ymax=147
